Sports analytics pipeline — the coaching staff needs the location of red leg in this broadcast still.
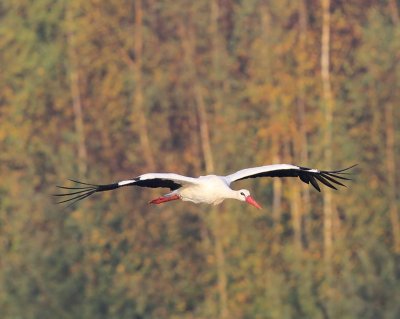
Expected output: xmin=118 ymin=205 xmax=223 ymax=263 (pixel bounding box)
xmin=149 ymin=194 xmax=180 ymax=205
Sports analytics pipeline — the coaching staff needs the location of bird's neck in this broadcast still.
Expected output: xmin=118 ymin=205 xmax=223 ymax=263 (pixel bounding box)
xmin=226 ymin=189 xmax=241 ymax=200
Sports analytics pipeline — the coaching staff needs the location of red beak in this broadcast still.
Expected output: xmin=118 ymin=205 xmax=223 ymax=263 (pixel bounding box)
xmin=245 ymin=196 xmax=262 ymax=209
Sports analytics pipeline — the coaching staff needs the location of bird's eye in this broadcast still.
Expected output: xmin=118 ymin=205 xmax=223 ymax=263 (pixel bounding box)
xmin=240 ymin=192 xmax=245 ymax=196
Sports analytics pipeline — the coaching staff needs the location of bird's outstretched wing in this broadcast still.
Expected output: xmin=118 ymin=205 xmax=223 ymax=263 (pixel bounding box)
xmin=225 ymin=164 xmax=356 ymax=191
xmin=54 ymin=173 xmax=199 ymax=207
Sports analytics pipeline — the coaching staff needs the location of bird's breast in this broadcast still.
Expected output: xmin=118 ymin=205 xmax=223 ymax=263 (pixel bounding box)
xmin=179 ymin=175 xmax=231 ymax=205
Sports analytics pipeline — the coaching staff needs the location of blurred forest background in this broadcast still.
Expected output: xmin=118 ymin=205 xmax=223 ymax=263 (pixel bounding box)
xmin=1 ymin=0 xmax=400 ymax=318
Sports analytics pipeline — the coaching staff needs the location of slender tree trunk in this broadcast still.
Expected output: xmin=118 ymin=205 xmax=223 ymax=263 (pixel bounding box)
xmin=211 ymin=0 xmax=221 ymax=85
xmin=209 ymin=2 xmax=229 ymax=317
xmin=384 ymin=105 xmax=399 ymax=253
xmin=387 ymin=0 xmax=400 ymax=254
xmin=195 ymin=85 xmax=215 ymax=173
xmin=210 ymin=207 xmax=229 ymax=319
xmin=299 ymin=0 xmax=308 ymax=35
xmin=321 ymin=0 xmax=334 ymax=316
xmin=291 ymin=182 xmax=302 ymax=251
xmin=209 ymin=0 xmax=225 ymax=162
xmin=66 ymin=3 xmax=87 ymax=177
xmin=298 ymin=93 xmax=311 ymax=247
xmin=283 ymin=140 xmax=302 ymax=251
xmin=389 ymin=0 xmax=400 ymax=25
xmin=258 ymin=7 xmax=282 ymax=225
xmin=131 ymin=0 xmax=155 ymax=171
xmin=297 ymin=0 xmax=311 ymax=250
xmin=321 ymin=0 xmax=334 ymax=267
xmin=180 ymin=17 xmax=229 ymax=318
xmin=195 ymin=62 xmax=229 ymax=319
xmin=189 ymin=110 xmax=202 ymax=174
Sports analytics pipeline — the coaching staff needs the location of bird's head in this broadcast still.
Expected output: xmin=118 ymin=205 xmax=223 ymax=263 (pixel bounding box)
xmin=237 ymin=189 xmax=262 ymax=209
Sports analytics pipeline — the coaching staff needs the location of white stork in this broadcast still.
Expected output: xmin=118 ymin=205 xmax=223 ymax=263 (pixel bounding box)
xmin=55 ymin=164 xmax=355 ymax=209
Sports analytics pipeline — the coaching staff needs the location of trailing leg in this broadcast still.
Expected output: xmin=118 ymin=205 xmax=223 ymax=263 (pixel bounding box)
xmin=149 ymin=194 xmax=180 ymax=204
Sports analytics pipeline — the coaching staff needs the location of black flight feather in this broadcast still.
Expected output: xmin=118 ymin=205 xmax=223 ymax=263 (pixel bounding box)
xmin=234 ymin=164 xmax=356 ymax=192
xmin=54 ymin=177 xmax=182 ymax=207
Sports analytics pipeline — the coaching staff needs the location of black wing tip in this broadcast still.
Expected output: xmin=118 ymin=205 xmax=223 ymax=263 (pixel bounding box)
xmin=54 ymin=179 xmax=121 ymax=207
xmin=54 ymin=179 xmax=101 ymax=207
xmin=67 ymin=179 xmax=100 ymax=186
xmin=317 ymin=164 xmax=357 ymax=191
xmin=299 ymin=164 xmax=357 ymax=192
xmin=324 ymin=164 xmax=358 ymax=174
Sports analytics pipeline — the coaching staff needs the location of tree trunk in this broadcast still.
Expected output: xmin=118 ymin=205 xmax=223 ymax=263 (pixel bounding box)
xmin=66 ymin=2 xmax=87 ymax=177
xmin=321 ymin=0 xmax=334 ymax=316
xmin=131 ymin=0 xmax=156 ymax=171
xmin=298 ymin=93 xmax=311 ymax=248
xmin=195 ymin=85 xmax=215 ymax=173
xmin=389 ymin=0 xmax=399 ymax=25
xmin=209 ymin=2 xmax=229 ymax=317
xmin=180 ymin=15 xmax=229 ymax=318
xmin=385 ymin=105 xmax=400 ymax=252
xmin=387 ymin=0 xmax=400 ymax=255
xmin=321 ymin=0 xmax=334 ymax=267
xmin=292 ymin=0 xmax=310 ymax=251
xmin=291 ymin=182 xmax=302 ymax=251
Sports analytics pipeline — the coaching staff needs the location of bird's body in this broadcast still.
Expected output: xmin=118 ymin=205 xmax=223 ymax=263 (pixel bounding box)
xmin=56 ymin=164 xmax=356 ymax=209
xmin=170 ymin=175 xmax=237 ymax=205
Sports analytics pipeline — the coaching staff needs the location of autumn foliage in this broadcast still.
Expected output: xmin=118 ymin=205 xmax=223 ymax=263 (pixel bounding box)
xmin=0 ymin=0 xmax=399 ymax=318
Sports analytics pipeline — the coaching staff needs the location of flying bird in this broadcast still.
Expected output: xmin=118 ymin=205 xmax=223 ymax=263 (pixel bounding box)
xmin=55 ymin=164 xmax=356 ymax=209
